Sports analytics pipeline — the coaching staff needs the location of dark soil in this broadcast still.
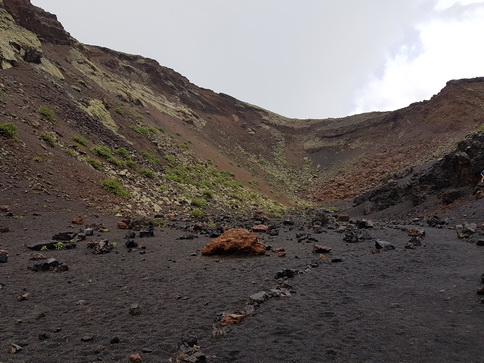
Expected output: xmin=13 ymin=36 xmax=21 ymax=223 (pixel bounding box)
xmin=1 ymin=193 xmax=483 ymax=362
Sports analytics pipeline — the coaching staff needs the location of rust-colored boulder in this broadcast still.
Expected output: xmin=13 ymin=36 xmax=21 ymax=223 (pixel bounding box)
xmin=201 ymin=228 xmax=265 ymax=256
xmin=220 ymin=313 xmax=246 ymax=326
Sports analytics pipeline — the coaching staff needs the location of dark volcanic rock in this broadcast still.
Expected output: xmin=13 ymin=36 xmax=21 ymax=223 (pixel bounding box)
xmin=0 ymin=249 xmax=8 ymax=263
xmin=275 ymin=269 xmax=296 ymax=279
xmin=52 ymin=231 xmax=77 ymax=241
xmin=375 ymin=240 xmax=395 ymax=251
xmin=354 ymin=132 xmax=484 ymax=213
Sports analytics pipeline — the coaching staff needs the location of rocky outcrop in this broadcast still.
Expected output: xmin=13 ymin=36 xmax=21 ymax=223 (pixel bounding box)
xmin=354 ymin=132 xmax=484 ymax=213
xmin=0 ymin=1 xmax=42 ymax=68
xmin=3 ymin=0 xmax=74 ymax=45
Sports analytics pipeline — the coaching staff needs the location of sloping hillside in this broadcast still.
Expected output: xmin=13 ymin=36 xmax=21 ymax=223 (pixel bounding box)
xmin=1 ymin=0 xmax=484 ymax=218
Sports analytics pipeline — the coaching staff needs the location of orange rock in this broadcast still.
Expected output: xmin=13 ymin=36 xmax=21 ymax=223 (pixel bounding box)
xmin=313 ymin=244 xmax=332 ymax=253
xmin=129 ymin=353 xmax=142 ymax=363
xmin=252 ymin=224 xmax=269 ymax=232
xmin=71 ymin=215 xmax=84 ymax=225
xmin=220 ymin=313 xmax=246 ymax=326
xmin=201 ymin=229 xmax=265 ymax=256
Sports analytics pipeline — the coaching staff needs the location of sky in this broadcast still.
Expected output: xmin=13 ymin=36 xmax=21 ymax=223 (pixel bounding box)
xmin=30 ymin=0 xmax=484 ymax=119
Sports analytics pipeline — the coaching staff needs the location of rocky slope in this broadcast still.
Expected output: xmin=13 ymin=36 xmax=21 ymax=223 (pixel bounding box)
xmin=1 ymin=0 xmax=483 ymax=219
xmin=353 ymin=131 xmax=484 ymax=220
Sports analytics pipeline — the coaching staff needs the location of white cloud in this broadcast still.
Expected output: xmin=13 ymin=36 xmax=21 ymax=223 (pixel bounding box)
xmin=435 ymin=0 xmax=484 ymax=10
xmin=353 ymin=1 xmax=484 ymax=114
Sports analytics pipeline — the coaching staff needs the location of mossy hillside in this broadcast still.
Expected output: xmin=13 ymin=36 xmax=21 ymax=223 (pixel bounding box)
xmin=0 ymin=7 xmax=42 ymax=69
xmin=69 ymin=48 xmax=206 ymax=131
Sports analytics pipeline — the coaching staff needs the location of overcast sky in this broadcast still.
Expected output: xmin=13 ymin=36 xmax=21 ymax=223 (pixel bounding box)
xmin=30 ymin=0 xmax=484 ymax=119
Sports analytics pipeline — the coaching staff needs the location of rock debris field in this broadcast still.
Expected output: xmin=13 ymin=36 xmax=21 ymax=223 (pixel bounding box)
xmin=1 ymin=202 xmax=483 ymax=362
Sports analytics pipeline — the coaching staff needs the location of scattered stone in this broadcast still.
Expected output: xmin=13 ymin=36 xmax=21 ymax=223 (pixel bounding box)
xmin=38 ymin=332 xmax=50 ymax=340
xmin=476 ymin=239 xmax=484 ymax=246
xmin=0 ymin=226 xmax=9 ymax=233
xmin=81 ymin=336 xmax=94 ymax=342
xmin=173 ymin=344 xmax=206 ymax=363
xmin=94 ymin=345 xmax=106 ymax=354
xmin=241 ymin=304 xmax=256 ymax=316
xmin=0 ymin=205 xmax=10 ymax=212
xmin=220 ymin=312 xmax=246 ymax=326
xmin=283 ymin=219 xmax=295 ymax=226
xmin=87 ymin=239 xmax=114 ymax=254
xmin=267 ymin=228 xmax=279 ymax=236
xmin=331 ymin=257 xmax=343 ymax=263
xmin=125 ymin=231 xmax=136 ymax=239
xmin=201 ymin=229 xmax=265 ymax=256
xmin=28 ymin=258 xmax=68 ymax=272
xmin=85 ymin=227 xmax=94 ymax=236
xmin=456 ymin=223 xmax=477 ymax=239
xmin=9 ymin=343 xmax=22 ymax=354
xmin=177 ymin=234 xmax=198 ymax=240
xmin=408 ymin=228 xmax=425 ymax=237
xmin=312 ymin=224 xmax=324 ymax=233
xmin=274 ymin=269 xmax=296 ymax=279
xmin=52 ymin=231 xmax=77 ymax=241
xmin=164 ymin=213 xmax=177 ymax=221
xmin=110 ymin=335 xmax=120 ymax=344
xmin=277 ymin=251 xmax=286 ymax=257
xmin=312 ymin=244 xmax=332 ymax=253
xmin=296 ymin=232 xmax=319 ymax=243
xmin=71 ymin=215 xmax=84 ymax=225
xmin=477 ymin=287 xmax=484 ymax=295
xmin=181 ymin=336 xmax=198 ymax=347
xmin=343 ymin=231 xmax=360 ymax=243
xmin=126 ymin=239 xmax=138 ymax=249
xmin=17 ymin=293 xmax=29 ymax=301
xmin=117 ymin=221 xmax=129 ymax=229
xmin=27 ymin=241 xmax=76 ymax=251
xmin=249 ymin=291 xmax=269 ymax=304
xmin=0 ymin=249 xmax=8 ymax=263
xmin=139 ymin=226 xmax=154 ymax=238
xmin=142 ymin=347 xmax=153 ymax=353
xmin=252 ymin=224 xmax=269 ymax=232
xmin=356 ymin=219 xmax=374 ymax=229
xmin=405 ymin=242 xmax=417 ymax=249
xmin=408 ymin=236 xmax=423 ymax=246
xmin=129 ymin=303 xmax=141 ymax=316
xmin=375 ymin=240 xmax=395 ymax=251
xmin=129 ymin=353 xmax=142 ymax=363
xmin=337 ymin=214 xmax=350 ymax=222
xmin=426 ymin=216 xmax=447 ymax=227
xmin=269 ymin=288 xmax=292 ymax=298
